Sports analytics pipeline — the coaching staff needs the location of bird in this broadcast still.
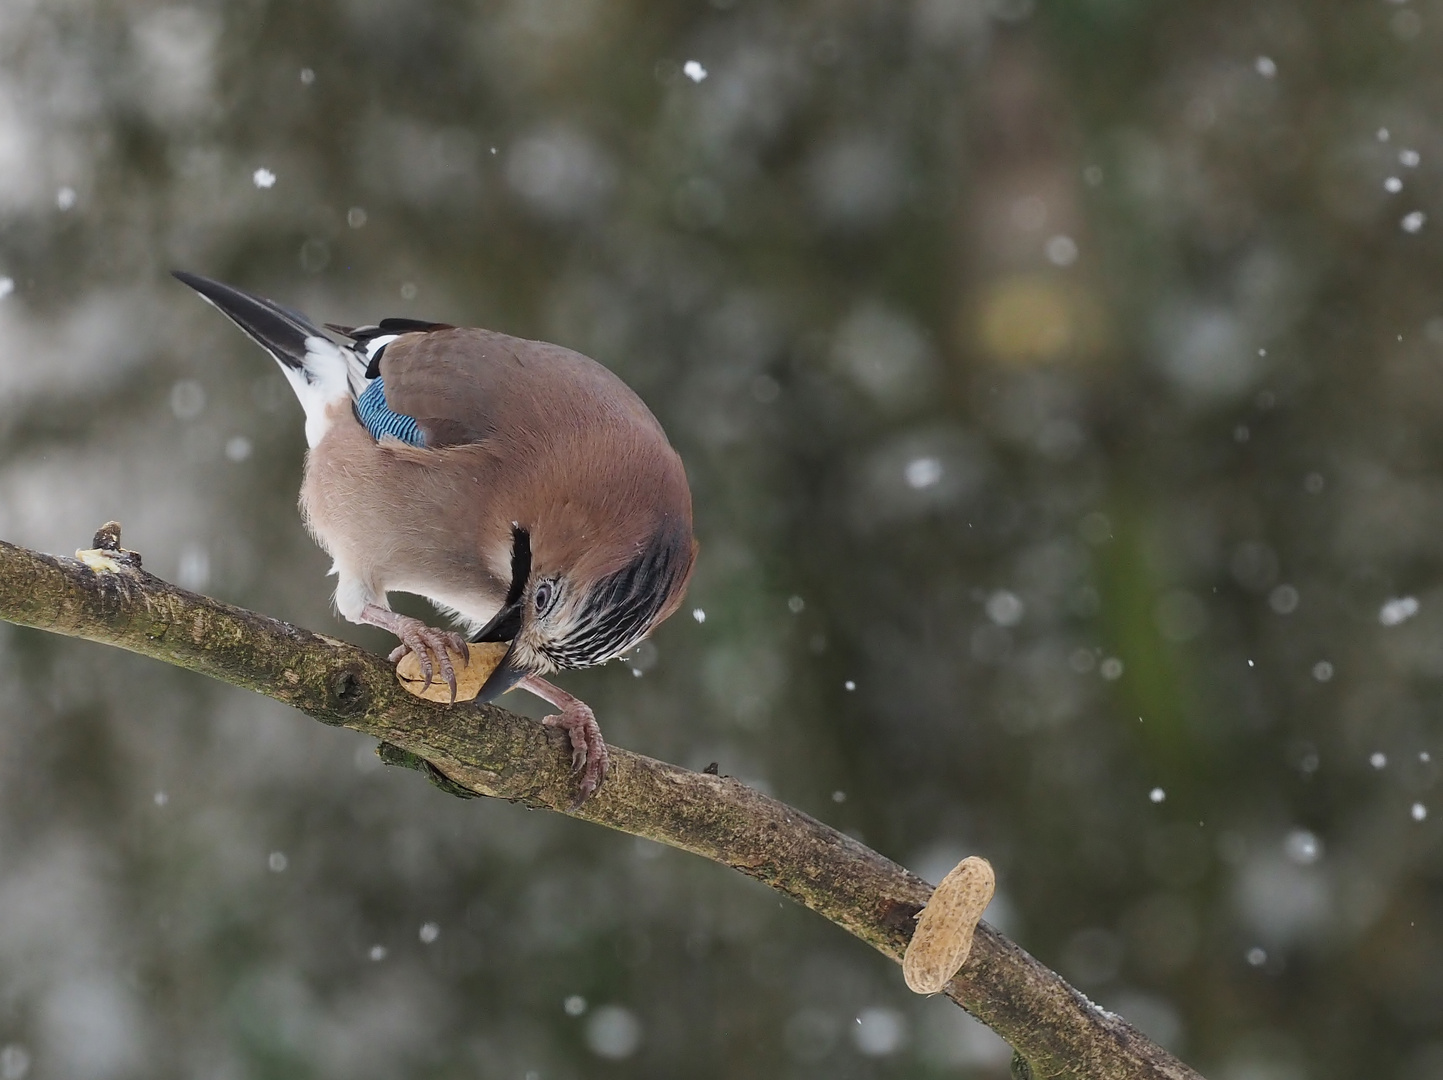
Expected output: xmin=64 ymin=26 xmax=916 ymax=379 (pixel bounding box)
xmin=174 ymin=271 xmax=697 ymax=805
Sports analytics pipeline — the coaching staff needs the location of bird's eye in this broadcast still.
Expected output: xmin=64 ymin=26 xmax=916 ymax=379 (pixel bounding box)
xmin=534 ymin=580 xmax=556 ymax=616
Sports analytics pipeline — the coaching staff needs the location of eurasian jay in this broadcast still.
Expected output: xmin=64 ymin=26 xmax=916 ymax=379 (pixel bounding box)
xmin=174 ymin=272 xmax=697 ymax=804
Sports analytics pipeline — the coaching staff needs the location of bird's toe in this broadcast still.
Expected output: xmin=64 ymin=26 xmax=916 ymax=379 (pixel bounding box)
xmin=575 ymin=746 xmax=608 ymax=807
xmin=445 ymin=632 xmax=470 ymax=664
xmin=543 ymin=707 xmax=610 ymax=806
xmin=436 ymin=650 xmax=458 ymax=702
xmin=389 ymin=619 xmax=470 ymax=697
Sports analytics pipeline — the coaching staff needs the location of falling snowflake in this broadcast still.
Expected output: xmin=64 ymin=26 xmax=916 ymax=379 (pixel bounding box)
xmin=1379 ymin=596 xmax=1419 ymax=626
xmin=904 ymin=456 xmax=943 ymax=489
xmin=1044 ymin=234 xmax=1079 ymax=266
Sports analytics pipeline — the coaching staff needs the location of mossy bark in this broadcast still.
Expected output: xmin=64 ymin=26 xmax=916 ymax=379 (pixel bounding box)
xmin=0 ymin=535 xmax=1205 ymax=1080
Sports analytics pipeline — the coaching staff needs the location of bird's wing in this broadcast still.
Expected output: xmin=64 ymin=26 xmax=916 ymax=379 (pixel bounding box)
xmin=375 ymin=327 xmax=660 ymax=449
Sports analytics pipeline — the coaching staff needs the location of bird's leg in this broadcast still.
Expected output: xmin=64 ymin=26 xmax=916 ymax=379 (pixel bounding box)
xmin=359 ymin=603 xmax=469 ymax=701
xmin=520 ymin=675 xmax=610 ymax=807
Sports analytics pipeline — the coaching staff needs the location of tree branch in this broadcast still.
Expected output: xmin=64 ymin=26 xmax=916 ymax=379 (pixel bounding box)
xmin=0 ymin=532 xmax=1204 ymax=1080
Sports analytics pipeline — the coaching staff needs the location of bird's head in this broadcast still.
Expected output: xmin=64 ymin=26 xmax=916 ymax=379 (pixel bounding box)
xmin=470 ymin=520 xmax=696 ymax=702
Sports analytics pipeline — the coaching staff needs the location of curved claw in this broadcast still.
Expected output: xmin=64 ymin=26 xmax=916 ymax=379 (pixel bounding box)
xmin=358 ymin=604 xmax=470 ymax=703
xmin=542 ymin=704 xmax=610 ymax=807
xmin=387 ymin=624 xmax=469 ymax=702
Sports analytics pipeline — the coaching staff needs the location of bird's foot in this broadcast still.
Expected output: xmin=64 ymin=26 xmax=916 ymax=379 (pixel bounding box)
xmin=387 ymin=623 xmax=470 ymax=701
xmin=519 ymin=674 xmax=608 ymax=807
xmin=543 ymin=702 xmax=610 ymax=808
xmin=361 ymin=604 xmax=469 ymax=702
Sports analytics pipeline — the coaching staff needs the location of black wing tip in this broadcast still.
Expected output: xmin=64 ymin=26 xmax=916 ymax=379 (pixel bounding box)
xmin=331 ymin=318 xmax=455 ymax=343
xmin=379 ymin=317 xmax=454 ymax=333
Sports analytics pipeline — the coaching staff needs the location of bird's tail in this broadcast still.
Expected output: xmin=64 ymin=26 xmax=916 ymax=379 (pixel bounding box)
xmin=173 ymin=271 xmax=366 ymax=448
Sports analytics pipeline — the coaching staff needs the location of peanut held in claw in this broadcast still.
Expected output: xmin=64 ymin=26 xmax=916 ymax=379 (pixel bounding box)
xmin=903 ymin=855 xmax=995 ymax=995
xmin=396 ymin=640 xmax=509 ymax=702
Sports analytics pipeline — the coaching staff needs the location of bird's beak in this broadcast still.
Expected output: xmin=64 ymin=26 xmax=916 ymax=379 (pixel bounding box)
xmin=469 ymin=595 xmax=529 ymax=703
xmin=475 ymin=636 xmax=529 ymax=703
xmin=471 ymin=523 xmax=534 ymax=702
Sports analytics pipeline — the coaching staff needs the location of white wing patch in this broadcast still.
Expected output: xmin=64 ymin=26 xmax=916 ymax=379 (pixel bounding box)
xmin=363 ymin=334 xmax=400 ymax=358
xmin=275 ymin=330 xmax=402 ymax=447
xmin=341 ymin=333 xmax=398 ymax=400
xmin=277 ymin=335 xmax=359 ymax=448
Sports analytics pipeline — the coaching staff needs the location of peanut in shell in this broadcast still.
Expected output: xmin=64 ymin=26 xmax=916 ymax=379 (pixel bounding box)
xmin=902 ymin=855 xmax=995 ymax=994
xmin=395 ymin=640 xmax=509 ymax=702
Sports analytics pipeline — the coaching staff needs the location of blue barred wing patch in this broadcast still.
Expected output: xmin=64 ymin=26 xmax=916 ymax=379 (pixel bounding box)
xmin=355 ymin=377 xmax=425 ymax=446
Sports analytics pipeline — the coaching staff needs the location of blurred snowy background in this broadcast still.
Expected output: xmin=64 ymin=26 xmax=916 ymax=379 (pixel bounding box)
xmin=2 ymin=0 xmax=1443 ymax=1077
